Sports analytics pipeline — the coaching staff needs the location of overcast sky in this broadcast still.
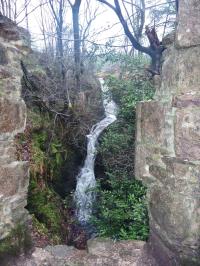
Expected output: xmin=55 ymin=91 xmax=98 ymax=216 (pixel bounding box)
xmin=15 ymin=0 xmax=168 ymax=50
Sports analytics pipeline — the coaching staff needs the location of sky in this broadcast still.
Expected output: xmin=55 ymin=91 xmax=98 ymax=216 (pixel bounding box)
xmin=14 ymin=0 xmax=170 ymax=50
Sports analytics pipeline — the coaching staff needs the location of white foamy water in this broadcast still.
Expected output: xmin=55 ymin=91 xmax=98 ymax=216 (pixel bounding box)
xmin=74 ymin=78 xmax=117 ymax=223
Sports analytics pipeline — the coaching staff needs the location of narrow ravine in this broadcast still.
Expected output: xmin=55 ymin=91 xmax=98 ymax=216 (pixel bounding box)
xmin=74 ymin=78 xmax=118 ymax=224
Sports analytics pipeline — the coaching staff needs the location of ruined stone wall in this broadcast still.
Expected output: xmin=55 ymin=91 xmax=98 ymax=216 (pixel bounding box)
xmin=135 ymin=1 xmax=200 ymax=265
xmin=0 ymin=15 xmax=30 ymax=240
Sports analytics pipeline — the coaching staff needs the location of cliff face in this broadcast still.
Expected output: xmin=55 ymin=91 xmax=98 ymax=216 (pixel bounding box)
xmin=135 ymin=1 xmax=200 ymax=265
xmin=0 ymin=15 xmax=30 ymax=240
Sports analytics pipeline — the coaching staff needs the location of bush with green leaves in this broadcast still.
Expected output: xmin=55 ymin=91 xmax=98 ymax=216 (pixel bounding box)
xmin=92 ymin=173 xmax=149 ymax=240
xmin=27 ymin=178 xmax=63 ymax=242
xmin=92 ymin=54 xmax=155 ymax=241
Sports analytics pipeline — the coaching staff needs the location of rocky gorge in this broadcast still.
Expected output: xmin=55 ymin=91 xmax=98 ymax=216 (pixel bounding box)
xmin=0 ymin=0 xmax=200 ymax=265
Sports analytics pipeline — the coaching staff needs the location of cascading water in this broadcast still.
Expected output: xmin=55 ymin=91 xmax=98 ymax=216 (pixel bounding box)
xmin=74 ymin=78 xmax=117 ymax=224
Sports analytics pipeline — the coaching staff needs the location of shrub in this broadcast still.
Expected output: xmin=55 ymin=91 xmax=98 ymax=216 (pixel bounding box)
xmin=92 ymin=174 xmax=149 ymax=240
xmin=92 ymin=54 xmax=155 ymax=241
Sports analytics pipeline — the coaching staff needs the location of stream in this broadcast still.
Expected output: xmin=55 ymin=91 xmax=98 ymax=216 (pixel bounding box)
xmin=74 ymin=78 xmax=118 ymax=224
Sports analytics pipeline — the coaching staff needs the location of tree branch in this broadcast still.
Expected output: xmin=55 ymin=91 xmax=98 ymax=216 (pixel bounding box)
xmin=97 ymin=0 xmax=117 ymax=12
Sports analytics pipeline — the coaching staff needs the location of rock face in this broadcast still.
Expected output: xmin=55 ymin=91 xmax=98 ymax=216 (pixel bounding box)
xmin=14 ymin=238 xmax=158 ymax=266
xmin=0 ymin=15 xmax=30 ymax=240
xmin=135 ymin=1 xmax=200 ymax=265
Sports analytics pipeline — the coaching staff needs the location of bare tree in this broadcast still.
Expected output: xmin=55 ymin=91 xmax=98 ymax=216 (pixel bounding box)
xmin=48 ymin=0 xmax=64 ymax=66
xmin=0 ymin=0 xmax=5 ymax=16
xmin=122 ymin=0 xmax=145 ymax=43
xmin=97 ymin=0 xmax=165 ymax=74
xmin=68 ymin=0 xmax=82 ymax=91
xmin=39 ymin=1 xmax=48 ymax=53
xmin=80 ymin=0 xmax=101 ymax=59
xmin=0 ymin=0 xmax=17 ymax=20
xmin=24 ymin=0 xmax=29 ymax=30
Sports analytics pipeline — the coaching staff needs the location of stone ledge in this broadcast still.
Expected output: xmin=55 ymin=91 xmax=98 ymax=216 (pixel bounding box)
xmin=13 ymin=238 xmax=158 ymax=266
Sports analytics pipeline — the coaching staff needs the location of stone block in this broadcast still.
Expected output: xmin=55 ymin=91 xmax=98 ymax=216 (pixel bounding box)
xmin=173 ymin=94 xmax=200 ymax=108
xmin=135 ymin=100 xmax=175 ymax=183
xmin=176 ymin=0 xmax=200 ymax=48
xmin=155 ymin=46 xmax=178 ymax=99
xmin=156 ymin=47 xmax=200 ymax=99
xmin=0 ymin=79 xmax=22 ymax=98
xmin=0 ymin=140 xmax=17 ymax=163
xmin=0 ymin=162 xmax=29 ymax=197
xmin=139 ymin=101 xmax=165 ymax=145
xmin=0 ymin=14 xmax=30 ymax=247
xmin=136 ymin=2 xmax=200 ymax=264
xmin=0 ymin=98 xmax=26 ymax=137
xmin=176 ymin=47 xmax=200 ymax=95
xmin=137 ymin=101 xmax=174 ymax=153
xmin=175 ymin=106 xmax=200 ymax=160
xmin=149 ymin=158 xmax=200 ymax=261
xmin=0 ymin=68 xmax=12 ymax=79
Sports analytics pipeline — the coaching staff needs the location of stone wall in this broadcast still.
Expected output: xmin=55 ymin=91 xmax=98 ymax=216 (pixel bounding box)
xmin=135 ymin=1 xmax=200 ymax=265
xmin=0 ymin=15 xmax=30 ymax=240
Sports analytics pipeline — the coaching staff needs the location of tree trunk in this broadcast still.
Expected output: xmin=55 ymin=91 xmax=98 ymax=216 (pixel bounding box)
xmin=72 ymin=0 xmax=81 ymax=91
xmin=1 ymin=0 xmax=5 ymax=16
xmin=98 ymin=0 xmax=165 ymax=75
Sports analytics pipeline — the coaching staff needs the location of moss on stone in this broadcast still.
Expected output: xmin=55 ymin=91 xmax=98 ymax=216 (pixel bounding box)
xmin=0 ymin=224 xmax=32 ymax=264
xmin=27 ymin=178 xmax=63 ymax=243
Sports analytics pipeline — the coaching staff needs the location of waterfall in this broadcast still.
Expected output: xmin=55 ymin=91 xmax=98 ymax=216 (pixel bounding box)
xmin=74 ymin=78 xmax=117 ymax=224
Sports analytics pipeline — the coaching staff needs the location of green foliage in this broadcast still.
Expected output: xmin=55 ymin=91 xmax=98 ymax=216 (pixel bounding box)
xmin=100 ymin=66 xmax=154 ymax=175
xmin=31 ymin=214 xmax=49 ymax=236
xmin=0 ymin=224 xmax=32 ymax=262
xmin=31 ymin=131 xmax=47 ymax=176
xmin=24 ymin=111 xmax=70 ymax=243
xmin=105 ymin=74 xmax=154 ymax=121
xmin=92 ymin=174 xmax=149 ymax=240
xmin=49 ymin=139 xmax=68 ymax=176
xmin=93 ymin=54 xmax=155 ymax=241
xmin=99 ymin=123 xmax=133 ymax=173
xmin=28 ymin=110 xmax=70 ymax=182
xmin=27 ymin=178 xmax=62 ymax=242
xmin=31 ymin=131 xmax=63 ymax=178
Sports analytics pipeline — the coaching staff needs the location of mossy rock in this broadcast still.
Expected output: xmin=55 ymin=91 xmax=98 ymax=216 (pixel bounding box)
xmin=27 ymin=178 xmax=63 ymax=241
xmin=0 ymin=224 xmax=32 ymax=265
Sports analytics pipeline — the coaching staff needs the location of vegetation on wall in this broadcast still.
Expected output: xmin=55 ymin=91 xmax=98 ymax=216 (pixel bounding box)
xmin=0 ymin=224 xmax=32 ymax=264
xmin=16 ymin=110 xmax=72 ymax=245
xmin=16 ymin=50 xmax=104 ymax=247
xmin=92 ymin=53 xmax=155 ymax=241
xmin=16 ymin=47 xmax=156 ymax=246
